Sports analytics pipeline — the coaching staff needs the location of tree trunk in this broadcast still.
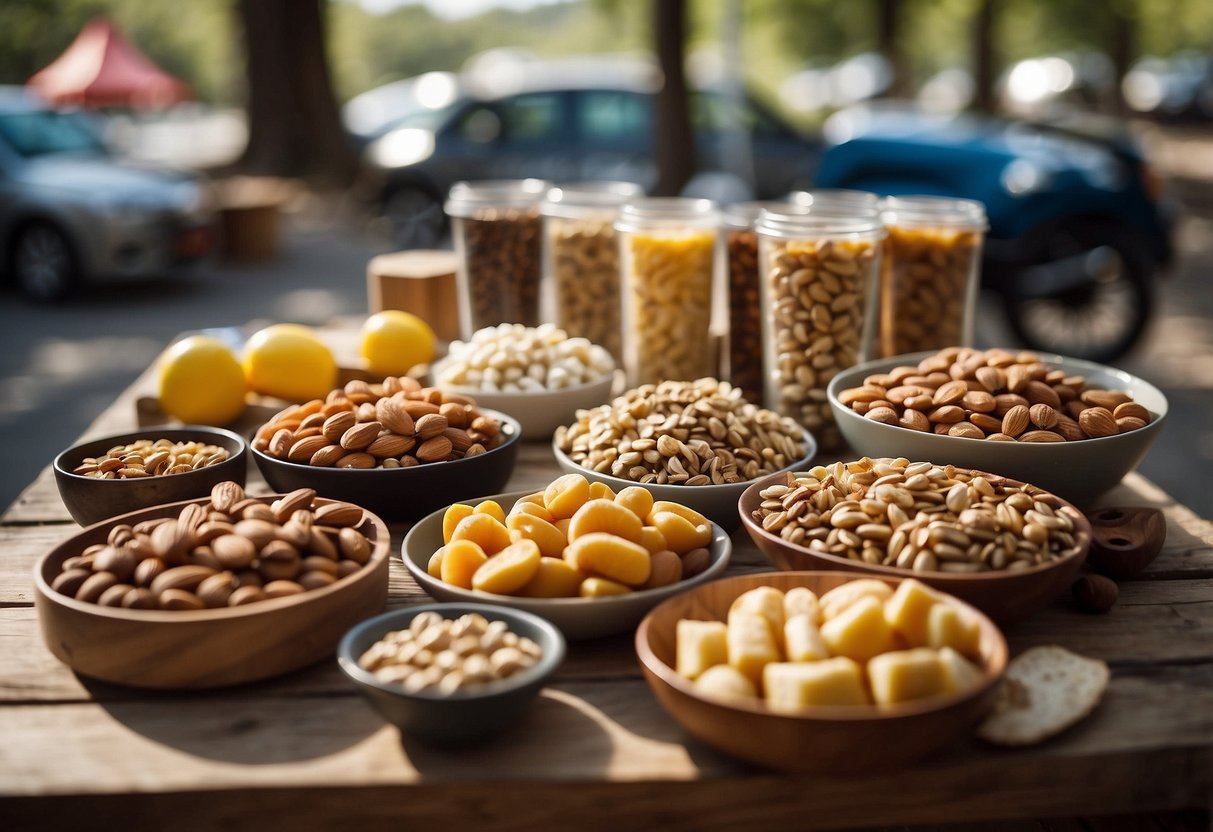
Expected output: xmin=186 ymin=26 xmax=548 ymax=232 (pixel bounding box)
xmin=236 ymin=0 xmax=355 ymax=184
xmin=1109 ymin=5 xmax=1135 ymax=114
xmin=877 ymin=0 xmax=909 ymax=98
xmin=652 ymin=0 xmax=695 ymax=196
xmin=972 ymin=0 xmax=998 ymax=112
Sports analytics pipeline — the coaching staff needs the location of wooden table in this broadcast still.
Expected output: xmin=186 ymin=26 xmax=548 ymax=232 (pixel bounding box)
xmin=3 ymin=358 xmax=1212 ymax=831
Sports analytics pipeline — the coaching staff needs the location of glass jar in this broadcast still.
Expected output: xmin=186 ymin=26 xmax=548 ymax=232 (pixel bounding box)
xmin=878 ymin=196 xmax=987 ymax=357
xmin=723 ymin=201 xmax=789 ymax=403
xmin=542 ymin=182 xmax=642 ymax=360
xmin=446 ymin=179 xmax=550 ymax=336
xmin=757 ymin=208 xmax=884 ymax=451
xmin=616 ymin=197 xmax=720 ymax=385
xmin=787 ymin=188 xmax=881 ymax=212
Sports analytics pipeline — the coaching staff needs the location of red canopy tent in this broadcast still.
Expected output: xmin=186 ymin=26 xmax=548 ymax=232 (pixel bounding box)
xmin=27 ymin=17 xmax=191 ymax=109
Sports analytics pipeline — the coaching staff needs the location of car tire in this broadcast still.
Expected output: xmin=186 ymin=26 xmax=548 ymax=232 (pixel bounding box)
xmin=1000 ymin=221 xmax=1155 ymax=364
xmin=382 ymin=186 xmax=445 ymax=250
xmin=11 ymin=221 xmax=77 ymax=302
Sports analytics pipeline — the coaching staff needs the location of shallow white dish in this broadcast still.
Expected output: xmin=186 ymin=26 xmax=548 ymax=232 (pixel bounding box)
xmin=400 ymin=490 xmax=732 ymax=640
xmin=826 ymin=351 xmax=1168 ymax=507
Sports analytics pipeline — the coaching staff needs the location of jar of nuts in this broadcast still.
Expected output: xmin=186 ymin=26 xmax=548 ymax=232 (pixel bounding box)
xmin=756 ymin=208 xmax=884 ymax=451
xmin=878 ymin=196 xmax=987 ymax=358
xmin=446 ymin=179 xmax=550 ymax=336
xmin=542 ymin=182 xmax=642 ymax=361
xmin=723 ymin=201 xmax=786 ymax=404
xmin=616 ymin=197 xmax=721 ymax=386
xmin=787 ymin=188 xmax=880 ymax=212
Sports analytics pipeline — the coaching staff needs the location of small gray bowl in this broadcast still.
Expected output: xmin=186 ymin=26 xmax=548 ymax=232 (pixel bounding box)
xmin=826 ymin=352 xmax=1168 ymax=507
xmin=53 ymin=426 xmax=248 ymax=527
xmin=337 ymin=603 xmax=565 ymax=745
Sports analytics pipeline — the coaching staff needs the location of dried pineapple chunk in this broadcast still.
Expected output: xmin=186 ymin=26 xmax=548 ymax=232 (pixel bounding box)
xmin=867 ymin=648 xmax=949 ymax=705
xmin=818 ymin=578 xmax=894 ymax=621
xmin=675 ymin=619 xmax=728 ymax=681
xmin=820 ymin=595 xmax=899 ymax=663
xmin=926 ymin=601 xmax=982 ymax=659
xmin=883 ymin=578 xmax=945 ymax=647
xmin=763 ymin=657 xmax=870 ymax=711
xmin=729 ymin=586 xmax=786 ymax=650
xmin=783 ymin=613 xmax=829 ymax=663
xmin=727 ymin=611 xmax=781 ymax=688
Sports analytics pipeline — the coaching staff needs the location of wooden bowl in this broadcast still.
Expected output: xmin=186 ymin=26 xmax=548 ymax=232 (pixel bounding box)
xmin=401 ymin=490 xmax=732 ymax=640
xmin=53 ymin=426 xmax=248 ymax=527
xmin=738 ymin=471 xmax=1091 ymax=624
xmin=252 ymin=409 xmax=521 ymax=522
xmin=34 ymin=495 xmax=390 ymax=689
xmin=635 ymin=571 xmax=1007 ymax=773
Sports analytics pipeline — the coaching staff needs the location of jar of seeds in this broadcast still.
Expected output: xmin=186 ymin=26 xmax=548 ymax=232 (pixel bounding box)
xmin=878 ymin=196 xmax=987 ymax=357
xmin=757 ymin=208 xmax=884 ymax=451
xmin=616 ymin=197 xmax=721 ymax=386
xmin=723 ymin=201 xmax=787 ymax=403
xmin=446 ymin=179 xmax=550 ymax=336
xmin=542 ymin=181 xmax=642 ymax=361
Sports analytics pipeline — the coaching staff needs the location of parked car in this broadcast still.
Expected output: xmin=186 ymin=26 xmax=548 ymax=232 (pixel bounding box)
xmin=0 ymin=87 xmax=214 ymax=301
xmin=357 ymin=58 xmax=821 ymax=248
xmin=816 ymin=104 xmax=1175 ymax=362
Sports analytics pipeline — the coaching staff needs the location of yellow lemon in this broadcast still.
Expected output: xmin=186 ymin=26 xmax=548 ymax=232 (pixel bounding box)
xmin=359 ymin=310 xmax=436 ymax=376
xmin=158 ymin=336 xmax=247 ymax=425
xmin=242 ymin=323 xmax=337 ymax=401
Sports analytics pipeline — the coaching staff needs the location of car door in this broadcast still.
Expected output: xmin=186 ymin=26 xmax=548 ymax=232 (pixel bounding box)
xmin=442 ymin=90 xmax=575 ymax=183
xmin=570 ymin=88 xmax=656 ymax=189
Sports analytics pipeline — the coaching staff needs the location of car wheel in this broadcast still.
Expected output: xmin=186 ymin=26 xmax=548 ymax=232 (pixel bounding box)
xmin=383 ymin=187 xmax=445 ymax=250
xmin=12 ymin=222 xmax=77 ymax=302
xmin=1000 ymin=222 xmax=1154 ymax=364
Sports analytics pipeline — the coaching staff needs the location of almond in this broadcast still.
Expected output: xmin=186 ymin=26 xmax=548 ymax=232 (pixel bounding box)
xmin=1019 ymin=429 xmax=1065 ymax=443
xmin=1116 ymin=416 xmax=1147 ymax=433
xmin=159 ymin=588 xmax=206 ymax=611
xmin=338 ymin=527 xmax=372 ymax=564
xmin=322 ymin=410 xmax=357 ymax=443
xmin=470 ymin=415 xmax=500 ymax=438
xmin=1072 ymin=574 xmax=1118 ymax=613
xmin=241 ymin=502 xmax=278 ymax=523
xmin=228 ymin=585 xmax=266 ymax=606
xmin=299 ymin=411 xmax=327 ymax=432
xmin=1078 ymin=407 xmax=1117 ymax=438
xmin=309 ymin=443 xmax=345 ymax=467
xmin=376 ymin=397 xmax=415 ymax=435
xmin=121 ymin=588 xmax=158 ymax=609
xmin=258 ymin=540 xmax=301 ymax=581
xmin=1022 ymin=380 xmax=1061 ymax=409
xmin=150 ymin=564 xmax=216 ymax=597
xmin=1006 ymin=364 xmax=1031 ymax=393
xmin=1029 ymin=403 xmax=1059 ymax=430
xmin=415 ymin=435 xmax=454 ymax=462
xmin=1081 ymin=388 xmax=1132 ymax=409
xmin=928 ymin=404 xmax=965 ymax=424
xmin=314 ymin=502 xmax=365 ymax=528
xmin=1054 ymin=414 xmax=1087 ymax=441
xmin=197 ymin=571 xmax=239 ymax=608
xmin=321 ymin=400 xmax=353 ymax=418
xmin=177 ymin=502 xmax=208 ymax=535
xmin=932 ymin=379 xmax=967 ymax=406
xmin=1114 ymin=401 xmax=1150 ymax=422
xmin=439 ymin=401 xmax=470 ymax=428
xmin=335 ymin=452 xmax=376 ymax=469
xmin=272 ymin=488 xmax=317 ymax=521
xmin=288 ymin=434 xmax=330 ymax=463
xmin=403 ymin=399 xmax=441 ymax=418
xmin=188 ymin=546 xmax=224 ymax=571
xmin=134 ymin=557 xmax=166 ymax=587
xmin=366 ymin=432 xmax=413 ymax=458
xmin=232 ymin=519 xmax=279 ymax=548
xmin=357 ymin=401 xmax=379 ymax=422
xmin=961 ymin=390 xmax=996 ymax=413
xmin=210 ymin=481 xmax=245 ymax=514
xmin=341 ymin=420 xmax=382 ymax=450
xmin=993 ymin=393 xmax=1029 ymax=416
xmin=268 ymin=428 xmax=295 ymax=459
xmin=974 ymin=365 xmax=1005 ymax=393
xmin=1001 ymin=404 xmax=1030 ymax=437
xmin=264 ymin=579 xmax=306 ymax=599
xmin=969 ymin=412 xmax=1003 ymax=434
xmin=947 ymin=422 xmax=984 ymax=440
xmin=51 ymin=568 xmax=92 ymax=598
xmin=897 ymin=410 xmax=930 ymax=432
xmin=414 ymin=413 xmax=449 ymax=440
xmin=151 ymin=520 xmax=190 ymax=561
xmin=93 ymin=546 xmax=137 ymax=582
xmin=309 ymin=527 xmax=339 ymax=559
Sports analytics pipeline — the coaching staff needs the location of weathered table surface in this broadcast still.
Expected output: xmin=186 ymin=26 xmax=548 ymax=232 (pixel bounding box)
xmin=2 ymin=357 xmax=1211 ymax=832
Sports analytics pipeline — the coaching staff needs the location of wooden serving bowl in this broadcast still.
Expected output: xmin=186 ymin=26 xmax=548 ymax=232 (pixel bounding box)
xmin=34 ymin=495 xmax=390 ymax=689
xmin=738 ymin=472 xmax=1091 ymax=624
xmin=635 ymin=571 xmax=1007 ymax=773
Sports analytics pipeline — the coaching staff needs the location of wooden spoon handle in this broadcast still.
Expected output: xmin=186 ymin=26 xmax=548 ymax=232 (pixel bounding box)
xmin=1086 ymin=507 xmax=1166 ymax=580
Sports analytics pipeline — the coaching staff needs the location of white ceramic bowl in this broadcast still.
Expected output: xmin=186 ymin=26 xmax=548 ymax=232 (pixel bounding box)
xmin=551 ymin=427 xmax=818 ymax=531
xmin=400 ymin=490 xmax=733 ymax=640
xmin=432 ymin=359 xmax=618 ymax=441
xmin=826 ymin=351 xmax=1167 ymax=507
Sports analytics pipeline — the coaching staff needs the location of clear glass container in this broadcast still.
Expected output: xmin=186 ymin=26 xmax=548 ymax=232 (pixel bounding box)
xmin=787 ymin=188 xmax=881 ymax=212
xmin=757 ymin=207 xmax=885 ymax=451
xmin=445 ymin=179 xmax=550 ymax=336
xmin=542 ymin=181 xmax=642 ymax=360
xmin=723 ymin=201 xmax=790 ymax=403
xmin=878 ymin=196 xmax=987 ymax=357
xmin=616 ymin=197 xmax=720 ymax=385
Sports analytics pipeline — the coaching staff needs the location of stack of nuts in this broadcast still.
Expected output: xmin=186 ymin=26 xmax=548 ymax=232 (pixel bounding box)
xmin=837 ymin=346 xmax=1153 ymax=441
xmin=253 ymin=376 xmax=504 ymax=469
xmin=73 ymin=438 xmax=229 ymax=479
xmin=358 ymin=611 xmax=542 ymax=695
xmin=751 ymin=457 xmax=1083 ymax=574
xmin=555 ymin=378 xmax=806 ymax=486
xmin=48 ymin=482 xmax=375 ymax=610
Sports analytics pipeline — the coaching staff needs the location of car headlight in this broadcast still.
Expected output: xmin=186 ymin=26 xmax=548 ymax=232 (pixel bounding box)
xmin=368 ymin=128 xmax=436 ymax=169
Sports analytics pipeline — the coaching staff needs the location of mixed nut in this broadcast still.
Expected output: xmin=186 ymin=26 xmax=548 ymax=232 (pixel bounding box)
xmin=49 ymin=481 xmax=376 ymax=610
xmin=435 ymin=323 xmax=614 ymax=393
xmin=72 ymin=438 xmax=230 ymax=479
xmin=253 ymin=376 xmax=504 ymax=469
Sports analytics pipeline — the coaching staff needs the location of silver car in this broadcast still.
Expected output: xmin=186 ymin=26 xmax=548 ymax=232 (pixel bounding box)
xmin=0 ymin=87 xmax=213 ymax=301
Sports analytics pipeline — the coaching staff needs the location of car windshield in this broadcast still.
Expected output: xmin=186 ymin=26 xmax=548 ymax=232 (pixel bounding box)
xmin=0 ymin=109 xmax=106 ymax=158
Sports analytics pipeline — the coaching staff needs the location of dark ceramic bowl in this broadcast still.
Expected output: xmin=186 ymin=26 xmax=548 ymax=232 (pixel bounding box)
xmin=252 ymin=410 xmax=521 ymax=522
xmin=53 ymin=426 xmax=248 ymax=527
xmin=337 ymin=602 xmax=565 ymax=745
xmin=738 ymin=470 xmax=1092 ymax=624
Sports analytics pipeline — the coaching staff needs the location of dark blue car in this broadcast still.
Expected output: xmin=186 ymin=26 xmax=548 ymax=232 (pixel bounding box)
xmin=815 ymin=105 xmax=1175 ymax=361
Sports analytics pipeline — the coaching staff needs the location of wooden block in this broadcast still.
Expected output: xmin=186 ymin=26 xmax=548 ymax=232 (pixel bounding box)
xmin=367 ymin=250 xmax=460 ymax=342
xmin=216 ymin=177 xmax=288 ymax=263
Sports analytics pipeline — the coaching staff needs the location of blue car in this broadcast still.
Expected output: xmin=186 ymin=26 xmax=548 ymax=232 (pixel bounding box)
xmin=815 ymin=105 xmax=1175 ymax=362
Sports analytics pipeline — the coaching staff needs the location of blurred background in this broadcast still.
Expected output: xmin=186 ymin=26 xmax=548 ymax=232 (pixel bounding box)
xmin=1 ymin=0 xmax=1211 ymax=516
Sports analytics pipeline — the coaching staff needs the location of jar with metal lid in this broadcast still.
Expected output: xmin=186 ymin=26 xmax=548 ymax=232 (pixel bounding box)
xmin=445 ymin=179 xmax=550 ymax=336
xmin=878 ymin=196 xmax=987 ymax=357
xmin=723 ymin=201 xmax=789 ymax=403
xmin=757 ymin=207 xmax=884 ymax=450
xmin=616 ymin=197 xmax=720 ymax=385
xmin=542 ymin=181 xmax=642 ymax=361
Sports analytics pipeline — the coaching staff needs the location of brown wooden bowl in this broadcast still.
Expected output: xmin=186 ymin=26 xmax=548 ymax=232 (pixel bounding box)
xmin=738 ymin=471 xmax=1092 ymax=624
xmin=34 ymin=495 xmax=390 ymax=689
xmin=635 ymin=571 xmax=1007 ymax=773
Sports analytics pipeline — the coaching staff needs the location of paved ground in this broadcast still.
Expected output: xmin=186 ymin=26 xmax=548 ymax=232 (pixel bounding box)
xmin=2 ymin=128 xmax=1211 ymax=517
